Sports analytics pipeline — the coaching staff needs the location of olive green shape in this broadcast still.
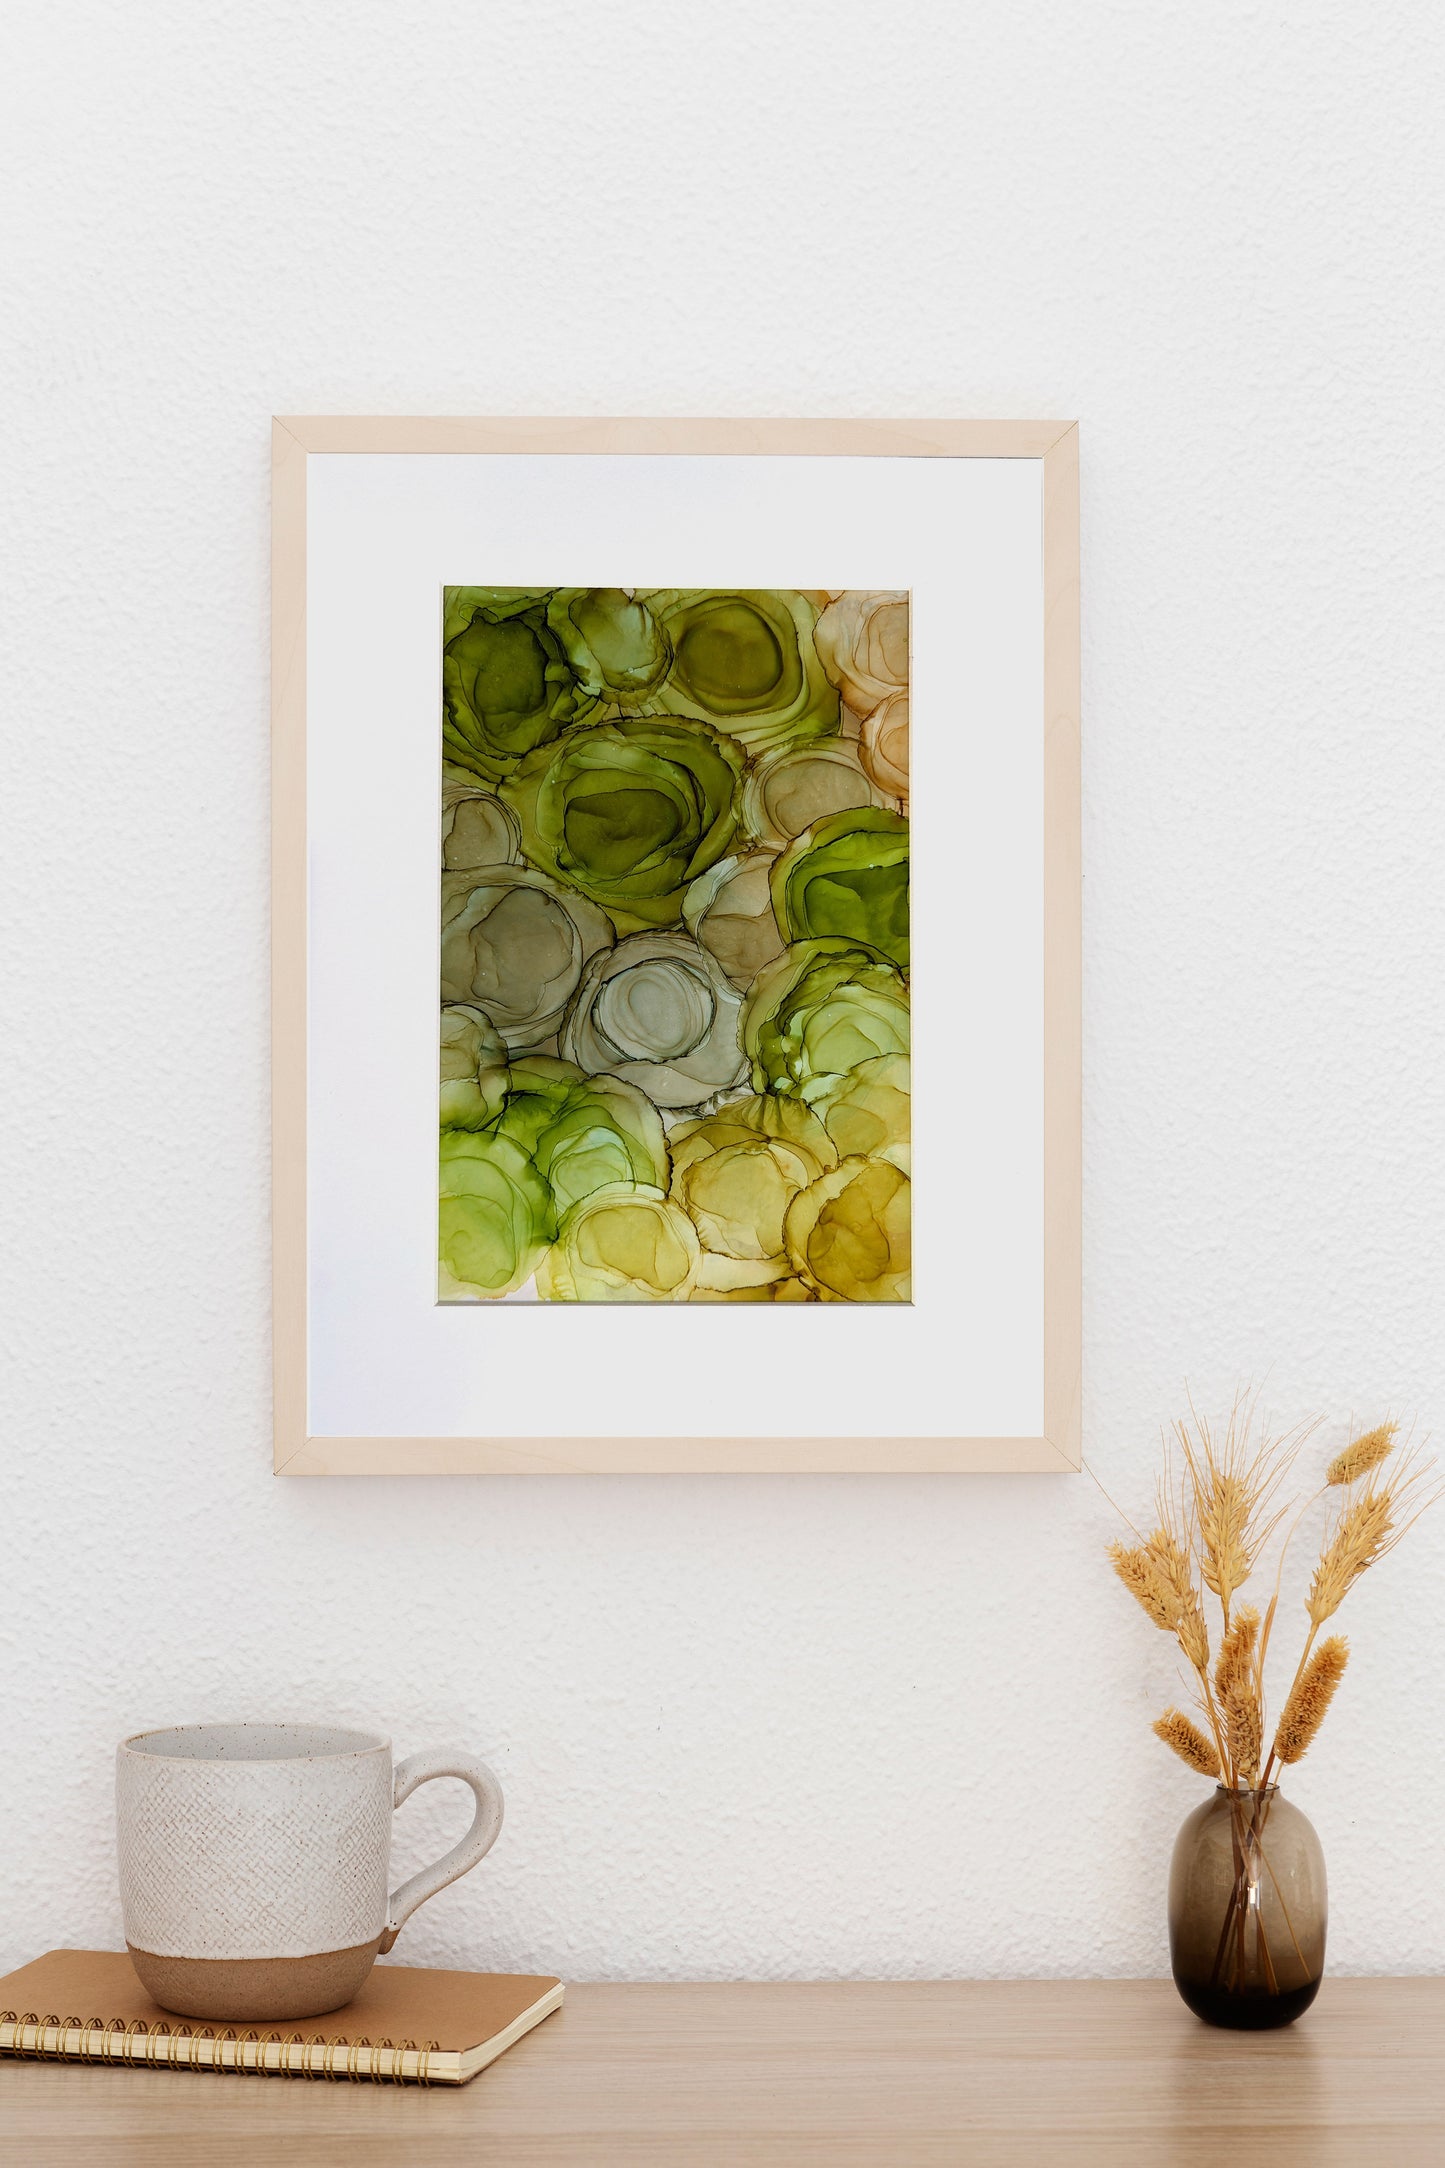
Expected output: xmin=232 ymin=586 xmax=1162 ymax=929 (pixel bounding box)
xmin=547 ymin=588 xmax=672 ymax=709
xmin=772 ymin=807 xmax=910 ymax=970
xmin=438 ymin=1126 xmax=554 ymax=1299
xmin=441 ymin=763 xmax=523 ymax=872
xmin=785 ymin=1156 xmax=912 ymax=1303
xmin=670 ymin=1095 xmax=837 ymax=1289
xmin=691 ymin=1274 xmax=818 ymax=1303
xmin=443 ymin=586 xmax=550 ymax=645
xmin=813 ymin=1052 xmax=911 ymax=1174
xmin=443 ymin=588 xmax=597 ymax=783
xmin=501 ymin=716 xmax=743 ymax=933
xmin=648 ymin=590 xmax=840 ymax=758
xmin=439 ymin=1003 xmax=509 ymax=1132
xmin=742 ymin=939 xmax=910 ymax=1102
xmin=537 ymin=1184 xmax=700 ymax=1304
xmin=486 ymin=1053 xmax=594 ymax=1159
xmin=490 ymin=1054 xmax=669 ymax=1217
xmin=741 ymin=740 xmax=888 ymax=852
xmin=682 ymin=851 xmax=787 ymax=992
xmin=561 ymin=932 xmax=748 ymax=1110
xmin=441 ymin=865 xmax=615 ymax=1050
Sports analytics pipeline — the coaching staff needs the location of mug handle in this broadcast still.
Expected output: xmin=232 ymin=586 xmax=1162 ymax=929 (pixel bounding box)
xmin=378 ymin=1749 xmax=505 ymax=1953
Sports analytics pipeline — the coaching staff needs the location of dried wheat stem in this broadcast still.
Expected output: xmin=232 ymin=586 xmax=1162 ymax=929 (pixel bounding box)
xmin=1109 ymin=1542 xmax=1180 ymax=1632
xmin=1326 ymin=1422 xmax=1397 ymax=1488
xmin=1108 ymin=1533 xmax=1211 ymax=1674
xmin=1214 ymin=1604 xmax=1260 ymax=1703
xmin=1174 ymin=1392 xmax=1305 ymax=1623
xmin=1198 ymin=1471 xmax=1251 ymax=1616
xmin=1308 ymin=1491 xmax=1395 ymax=1625
xmin=1273 ymin=1638 xmax=1349 ymax=1764
xmin=1153 ymin=1708 xmax=1222 ymax=1779
xmin=1146 ymin=1528 xmax=1211 ymax=1673
xmin=1225 ymin=1682 xmax=1262 ymax=1788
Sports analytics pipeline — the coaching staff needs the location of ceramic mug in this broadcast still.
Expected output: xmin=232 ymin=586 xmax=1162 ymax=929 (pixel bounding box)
xmin=116 ymin=1722 xmax=504 ymax=2021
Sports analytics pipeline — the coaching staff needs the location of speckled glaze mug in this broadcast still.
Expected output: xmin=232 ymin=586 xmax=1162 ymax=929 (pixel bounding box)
xmin=117 ymin=1722 xmax=504 ymax=2021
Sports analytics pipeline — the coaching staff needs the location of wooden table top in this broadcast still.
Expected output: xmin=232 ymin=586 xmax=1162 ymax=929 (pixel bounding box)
xmin=2 ymin=1976 xmax=1442 ymax=2166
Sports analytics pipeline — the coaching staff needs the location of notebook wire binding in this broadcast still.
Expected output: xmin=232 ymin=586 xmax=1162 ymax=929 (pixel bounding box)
xmin=0 ymin=2008 xmax=440 ymax=2083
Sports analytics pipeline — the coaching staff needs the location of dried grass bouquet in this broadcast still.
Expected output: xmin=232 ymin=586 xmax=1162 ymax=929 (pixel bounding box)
xmin=1109 ymin=1402 xmax=1434 ymax=1793
xmin=1107 ymin=1397 xmax=1438 ymax=2021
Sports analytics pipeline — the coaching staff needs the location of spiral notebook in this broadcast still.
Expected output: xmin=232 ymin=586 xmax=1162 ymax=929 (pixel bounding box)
xmin=0 ymin=1950 xmax=563 ymax=2086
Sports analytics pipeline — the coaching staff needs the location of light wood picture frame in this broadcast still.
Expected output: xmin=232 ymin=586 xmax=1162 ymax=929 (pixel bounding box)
xmin=272 ymin=418 xmax=1080 ymax=1475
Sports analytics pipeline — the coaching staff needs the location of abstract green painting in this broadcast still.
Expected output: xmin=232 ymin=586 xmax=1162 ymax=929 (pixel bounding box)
xmin=438 ymin=588 xmax=910 ymax=1304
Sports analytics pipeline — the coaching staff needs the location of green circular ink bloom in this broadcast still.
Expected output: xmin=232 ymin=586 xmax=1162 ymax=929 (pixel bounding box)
xmin=771 ymin=807 xmax=910 ymax=969
xmin=649 ymin=590 xmax=840 ymax=758
xmin=443 ymin=589 xmax=597 ymax=782
xmin=502 ymin=717 xmax=743 ymax=932
xmin=547 ymin=588 xmax=672 ymax=709
xmin=490 ymin=1054 xmax=669 ymax=1218
xmin=438 ymin=1127 xmax=554 ymax=1298
xmin=742 ymin=939 xmax=910 ymax=1101
xmin=537 ymin=1184 xmax=701 ymax=1304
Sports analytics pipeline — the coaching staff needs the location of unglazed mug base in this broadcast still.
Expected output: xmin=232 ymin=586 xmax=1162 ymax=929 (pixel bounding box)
xmin=117 ymin=1723 xmax=505 ymax=2023
xmin=127 ymin=1939 xmax=380 ymax=2022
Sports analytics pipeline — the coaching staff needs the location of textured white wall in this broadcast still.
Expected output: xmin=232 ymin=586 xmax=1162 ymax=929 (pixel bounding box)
xmin=3 ymin=1 xmax=1443 ymax=1983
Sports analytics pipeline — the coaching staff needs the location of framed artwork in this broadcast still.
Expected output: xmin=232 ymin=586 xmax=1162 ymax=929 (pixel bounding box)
xmin=272 ymin=418 xmax=1080 ymax=1474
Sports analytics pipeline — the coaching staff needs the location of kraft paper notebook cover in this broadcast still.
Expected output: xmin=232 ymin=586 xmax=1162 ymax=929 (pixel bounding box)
xmin=0 ymin=1950 xmax=563 ymax=2085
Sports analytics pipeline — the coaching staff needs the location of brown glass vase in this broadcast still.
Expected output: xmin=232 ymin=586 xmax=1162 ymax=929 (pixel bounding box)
xmin=1168 ymin=1786 xmax=1326 ymax=2028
